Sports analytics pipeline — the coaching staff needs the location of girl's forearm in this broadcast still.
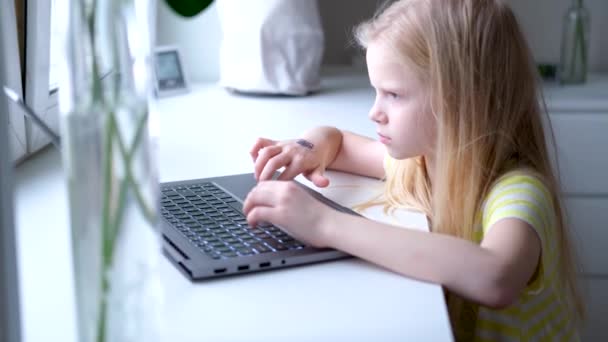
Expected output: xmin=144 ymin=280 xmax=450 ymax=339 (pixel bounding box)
xmin=326 ymin=130 xmax=386 ymax=179
xmin=301 ymin=127 xmax=385 ymax=179
xmin=322 ymin=211 xmax=513 ymax=308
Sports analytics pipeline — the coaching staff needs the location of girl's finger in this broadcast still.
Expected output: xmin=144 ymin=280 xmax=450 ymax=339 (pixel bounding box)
xmin=250 ymin=137 xmax=277 ymax=161
xmin=253 ymin=145 xmax=282 ymax=180
xmin=245 ymin=206 xmax=278 ymax=230
xmin=259 ymin=153 xmax=291 ymax=181
xmin=243 ymin=181 xmax=280 ymax=214
xmin=277 ymin=164 xmax=302 ymax=181
xmin=304 ymin=165 xmax=330 ymax=188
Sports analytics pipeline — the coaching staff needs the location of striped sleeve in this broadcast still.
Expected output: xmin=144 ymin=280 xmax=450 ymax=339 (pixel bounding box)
xmin=475 ymin=172 xmax=578 ymax=341
xmin=481 ymin=173 xmax=556 ymax=292
xmin=482 ymin=173 xmax=553 ymax=238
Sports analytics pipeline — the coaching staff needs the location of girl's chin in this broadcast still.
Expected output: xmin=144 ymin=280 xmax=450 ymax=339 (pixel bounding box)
xmin=387 ymin=148 xmax=419 ymax=161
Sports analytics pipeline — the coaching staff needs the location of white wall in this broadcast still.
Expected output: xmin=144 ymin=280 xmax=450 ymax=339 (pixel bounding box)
xmin=155 ymin=1 xmax=221 ymax=82
xmin=509 ymin=0 xmax=608 ymax=72
xmin=155 ymin=0 xmax=608 ymax=82
xmin=319 ymin=0 xmax=608 ymax=71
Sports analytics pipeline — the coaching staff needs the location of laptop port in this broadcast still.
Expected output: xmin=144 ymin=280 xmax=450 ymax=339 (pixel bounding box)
xmin=214 ymin=268 xmax=227 ymax=274
xmin=237 ymin=265 xmax=250 ymax=271
xmin=259 ymin=262 xmax=271 ymax=268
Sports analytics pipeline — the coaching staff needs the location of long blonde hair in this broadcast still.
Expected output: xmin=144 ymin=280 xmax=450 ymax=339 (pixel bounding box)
xmin=355 ymin=0 xmax=584 ymax=321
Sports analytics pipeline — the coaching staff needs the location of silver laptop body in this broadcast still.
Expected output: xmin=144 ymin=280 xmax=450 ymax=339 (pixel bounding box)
xmin=160 ymin=173 xmax=356 ymax=280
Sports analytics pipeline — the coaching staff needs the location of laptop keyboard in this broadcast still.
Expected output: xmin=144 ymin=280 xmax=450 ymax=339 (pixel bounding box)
xmin=161 ymin=182 xmax=306 ymax=260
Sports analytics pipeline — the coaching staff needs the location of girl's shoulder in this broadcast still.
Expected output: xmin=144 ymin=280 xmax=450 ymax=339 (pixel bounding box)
xmin=486 ymin=168 xmax=553 ymax=203
xmin=481 ymin=168 xmax=556 ymax=236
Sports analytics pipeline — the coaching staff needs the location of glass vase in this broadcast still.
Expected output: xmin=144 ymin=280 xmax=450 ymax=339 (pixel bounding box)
xmin=57 ymin=1 xmax=162 ymax=342
xmin=559 ymin=0 xmax=590 ymax=84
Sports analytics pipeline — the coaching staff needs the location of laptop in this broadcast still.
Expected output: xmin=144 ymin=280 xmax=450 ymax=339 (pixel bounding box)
xmin=160 ymin=173 xmax=359 ymax=280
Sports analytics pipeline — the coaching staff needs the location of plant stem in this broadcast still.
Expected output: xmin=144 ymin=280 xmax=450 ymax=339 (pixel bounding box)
xmin=109 ymin=110 xmax=155 ymax=222
xmin=108 ymin=111 xmax=153 ymax=257
xmin=85 ymin=1 xmax=155 ymax=340
xmin=96 ymin=91 xmax=152 ymax=342
xmin=98 ymin=109 xmax=115 ymax=342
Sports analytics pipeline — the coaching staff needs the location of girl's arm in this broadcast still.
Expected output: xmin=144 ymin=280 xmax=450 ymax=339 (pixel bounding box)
xmin=251 ymin=127 xmax=385 ymax=184
xmin=323 ymin=212 xmax=541 ymax=309
xmin=321 ymin=129 xmax=386 ymax=180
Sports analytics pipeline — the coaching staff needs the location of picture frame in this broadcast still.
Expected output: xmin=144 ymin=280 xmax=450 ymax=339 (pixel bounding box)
xmin=153 ymin=45 xmax=189 ymax=98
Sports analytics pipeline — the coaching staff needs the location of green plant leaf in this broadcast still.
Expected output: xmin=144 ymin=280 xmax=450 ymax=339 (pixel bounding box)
xmin=165 ymin=0 xmax=214 ymax=18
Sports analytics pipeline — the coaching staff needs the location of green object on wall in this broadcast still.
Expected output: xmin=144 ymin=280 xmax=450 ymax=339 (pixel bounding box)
xmin=165 ymin=0 xmax=214 ymax=17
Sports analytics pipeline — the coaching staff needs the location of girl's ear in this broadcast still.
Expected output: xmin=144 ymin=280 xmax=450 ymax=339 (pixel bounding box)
xmin=164 ymin=0 xmax=214 ymax=18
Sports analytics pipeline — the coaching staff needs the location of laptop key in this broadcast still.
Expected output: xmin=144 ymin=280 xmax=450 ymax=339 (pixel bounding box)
xmin=262 ymin=239 xmax=287 ymax=251
xmin=236 ymin=247 xmax=254 ymax=256
xmin=284 ymin=241 xmax=305 ymax=249
xmin=279 ymin=236 xmax=295 ymax=243
xmin=200 ymin=245 xmax=213 ymax=252
xmin=210 ymin=242 xmax=226 ymax=249
xmin=257 ymin=221 xmax=273 ymax=228
xmin=199 ymin=233 xmax=213 ymax=239
xmin=232 ymin=243 xmax=247 ymax=249
xmin=257 ymin=233 xmax=271 ymax=239
xmin=265 ymin=226 xmax=281 ymax=233
xmin=234 ymin=231 xmax=249 ymax=237
xmin=224 ymin=237 xmax=240 ymax=244
xmin=242 ymin=237 xmax=257 ymax=244
xmin=177 ymin=189 xmax=196 ymax=197
xmin=221 ymin=251 xmax=238 ymax=258
xmin=250 ymin=243 xmax=272 ymax=254
xmin=216 ymin=246 xmax=232 ymax=253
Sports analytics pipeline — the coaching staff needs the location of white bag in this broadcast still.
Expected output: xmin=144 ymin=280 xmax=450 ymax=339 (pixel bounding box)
xmin=217 ymin=0 xmax=324 ymax=96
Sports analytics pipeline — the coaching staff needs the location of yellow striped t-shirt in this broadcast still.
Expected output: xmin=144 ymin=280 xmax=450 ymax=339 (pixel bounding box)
xmin=465 ymin=171 xmax=580 ymax=341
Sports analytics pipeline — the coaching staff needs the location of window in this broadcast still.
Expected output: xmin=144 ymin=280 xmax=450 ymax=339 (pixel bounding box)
xmin=49 ymin=0 xmax=63 ymax=92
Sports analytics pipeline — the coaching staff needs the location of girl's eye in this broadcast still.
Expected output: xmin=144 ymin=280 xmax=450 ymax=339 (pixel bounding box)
xmin=387 ymin=91 xmax=399 ymax=99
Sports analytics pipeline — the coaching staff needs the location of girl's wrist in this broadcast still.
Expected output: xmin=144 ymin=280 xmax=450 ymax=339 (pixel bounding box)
xmin=318 ymin=208 xmax=342 ymax=249
xmin=300 ymin=126 xmax=342 ymax=168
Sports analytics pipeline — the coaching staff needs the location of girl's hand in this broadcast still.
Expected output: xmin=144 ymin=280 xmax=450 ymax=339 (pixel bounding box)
xmin=250 ymin=137 xmax=330 ymax=187
xmin=242 ymin=180 xmax=335 ymax=248
xmin=250 ymin=126 xmax=343 ymax=187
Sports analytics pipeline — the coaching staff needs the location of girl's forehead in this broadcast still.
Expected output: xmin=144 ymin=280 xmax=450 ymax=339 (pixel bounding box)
xmin=367 ymin=43 xmax=417 ymax=84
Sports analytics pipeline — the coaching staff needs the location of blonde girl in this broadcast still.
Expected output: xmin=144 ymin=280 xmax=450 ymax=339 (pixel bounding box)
xmin=243 ymin=0 xmax=584 ymax=340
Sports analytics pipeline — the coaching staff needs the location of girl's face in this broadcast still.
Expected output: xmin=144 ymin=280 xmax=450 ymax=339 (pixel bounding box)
xmin=366 ymin=42 xmax=435 ymax=160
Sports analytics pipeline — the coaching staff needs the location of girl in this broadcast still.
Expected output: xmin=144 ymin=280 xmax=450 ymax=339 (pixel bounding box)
xmin=242 ymin=0 xmax=584 ymax=340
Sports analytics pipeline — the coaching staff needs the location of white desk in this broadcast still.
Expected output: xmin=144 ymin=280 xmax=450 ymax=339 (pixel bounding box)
xmin=15 ymin=70 xmax=453 ymax=341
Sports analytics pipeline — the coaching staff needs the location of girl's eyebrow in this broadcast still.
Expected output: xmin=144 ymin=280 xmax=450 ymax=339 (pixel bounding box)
xmin=376 ymin=85 xmax=404 ymax=94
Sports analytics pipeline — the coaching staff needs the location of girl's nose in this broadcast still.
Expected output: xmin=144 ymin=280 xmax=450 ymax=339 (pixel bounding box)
xmin=368 ymin=104 xmax=388 ymax=124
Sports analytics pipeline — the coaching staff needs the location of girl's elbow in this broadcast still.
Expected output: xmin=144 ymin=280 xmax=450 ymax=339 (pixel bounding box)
xmin=479 ymin=267 xmax=521 ymax=309
xmin=482 ymin=284 xmax=519 ymax=309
